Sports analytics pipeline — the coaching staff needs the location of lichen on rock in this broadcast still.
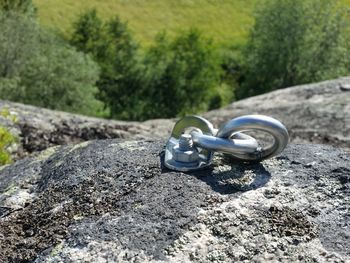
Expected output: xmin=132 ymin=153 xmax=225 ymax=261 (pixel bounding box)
xmin=0 ymin=139 xmax=349 ymax=262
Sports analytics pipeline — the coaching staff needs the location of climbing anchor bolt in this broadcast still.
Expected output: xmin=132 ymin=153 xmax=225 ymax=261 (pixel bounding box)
xmin=164 ymin=115 xmax=289 ymax=172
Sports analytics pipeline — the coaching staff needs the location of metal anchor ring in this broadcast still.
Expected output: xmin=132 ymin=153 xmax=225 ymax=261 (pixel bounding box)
xmin=164 ymin=115 xmax=289 ymax=172
xmin=215 ymin=115 xmax=289 ymax=160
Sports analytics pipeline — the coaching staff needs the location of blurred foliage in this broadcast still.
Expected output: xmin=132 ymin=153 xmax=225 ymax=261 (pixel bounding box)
xmin=70 ymin=10 xmax=228 ymax=120
xmin=236 ymin=0 xmax=350 ymax=98
xmin=0 ymin=0 xmax=35 ymax=15
xmin=142 ymin=30 xmax=225 ymax=119
xmin=0 ymin=108 xmax=17 ymax=165
xmin=70 ymin=10 xmax=144 ymax=119
xmin=0 ymin=108 xmax=17 ymax=123
xmin=0 ymin=127 xmax=15 ymax=165
xmin=1 ymin=1 xmax=350 ymax=121
xmin=0 ymin=11 xmax=103 ymax=116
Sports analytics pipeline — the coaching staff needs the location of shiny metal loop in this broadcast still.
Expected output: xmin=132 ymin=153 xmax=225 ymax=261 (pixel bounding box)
xmin=191 ymin=131 xmax=258 ymax=154
xmin=172 ymin=115 xmax=259 ymax=155
xmin=164 ymin=114 xmax=289 ymax=172
xmin=216 ymin=115 xmax=289 ymax=160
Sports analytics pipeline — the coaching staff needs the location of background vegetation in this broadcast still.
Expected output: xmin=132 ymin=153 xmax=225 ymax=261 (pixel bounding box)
xmin=0 ymin=10 xmax=103 ymax=116
xmin=236 ymin=0 xmax=350 ymax=98
xmin=70 ymin=9 xmax=228 ymax=120
xmin=0 ymin=0 xmax=350 ymax=122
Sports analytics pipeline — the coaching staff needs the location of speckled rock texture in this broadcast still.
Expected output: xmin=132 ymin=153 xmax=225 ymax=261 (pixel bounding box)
xmin=0 ymin=100 xmax=173 ymax=158
xmin=0 ymin=77 xmax=349 ymax=160
xmin=0 ymin=139 xmax=349 ymax=263
xmin=204 ymin=77 xmax=350 ymax=150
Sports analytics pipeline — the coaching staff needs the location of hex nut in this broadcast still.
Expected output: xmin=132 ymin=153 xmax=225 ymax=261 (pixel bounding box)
xmin=172 ymin=145 xmax=199 ymax=163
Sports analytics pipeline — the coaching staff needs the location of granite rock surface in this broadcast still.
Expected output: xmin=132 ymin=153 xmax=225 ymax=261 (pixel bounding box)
xmin=1 ymin=77 xmax=349 ymax=159
xmin=204 ymin=77 xmax=350 ymax=149
xmin=0 ymin=100 xmax=172 ymax=158
xmin=0 ymin=139 xmax=349 ymax=263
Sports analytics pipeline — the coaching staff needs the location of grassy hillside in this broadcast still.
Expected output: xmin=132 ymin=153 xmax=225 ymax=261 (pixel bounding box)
xmin=33 ymin=0 xmax=258 ymax=47
xmin=33 ymin=0 xmax=350 ymax=47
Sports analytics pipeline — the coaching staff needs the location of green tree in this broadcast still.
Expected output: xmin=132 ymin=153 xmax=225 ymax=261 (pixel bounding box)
xmin=98 ymin=17 xmax=144 ymax=120
xmin=70 ymin=9 xmax=103 ymax=54
xmin=0 ymin=12 xmax=102 ymax=116
xmin=71 ymin=10 xmax=144 ymax=120
xmin=71 ymin=10 xmax=230 ymax=120
xmin=237 ymin=0 xmax=350 ymax=99
xmin=142 ymin=30 xmax=224 ymax=119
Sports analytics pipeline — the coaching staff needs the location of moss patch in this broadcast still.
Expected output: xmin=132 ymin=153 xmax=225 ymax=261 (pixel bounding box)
xmin=0 ymin=127 xmax=17 ymax=165
xmin=0 ymin=107 xmax=18 ymax=165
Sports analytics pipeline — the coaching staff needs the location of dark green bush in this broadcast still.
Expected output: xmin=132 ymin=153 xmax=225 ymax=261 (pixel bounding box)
xmin=142 ymin=30 xmax=226 ymax=119
xmin=71 ymin=9 xmax=144 ymax=120
xmin=71 ymin=10 xmax=230 ymax=120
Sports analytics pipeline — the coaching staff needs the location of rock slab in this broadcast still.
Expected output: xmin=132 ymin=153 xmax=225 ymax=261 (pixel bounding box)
xmin=205 ymin=77 xmax=350 ymax=149
xmin=1 ymin=77 xmax=349 ymax=159
xmin=0 ymin=140 xmax=349 ymax=262
xmin=0 ymin=100 xmax=173 ymax=158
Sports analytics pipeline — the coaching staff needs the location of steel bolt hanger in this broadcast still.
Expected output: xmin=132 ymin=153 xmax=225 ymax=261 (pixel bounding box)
xmin=164 ymin=115 xmax=289 ymax=172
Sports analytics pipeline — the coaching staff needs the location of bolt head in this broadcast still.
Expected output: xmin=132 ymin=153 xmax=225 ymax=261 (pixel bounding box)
xmin=172 ymin=145 xmax=199 ymax=163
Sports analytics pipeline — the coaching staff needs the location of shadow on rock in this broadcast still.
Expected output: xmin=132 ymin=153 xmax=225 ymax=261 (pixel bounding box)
xmin=160 ymin=152 xmax=271 ymax=195
xmin=191 ymin=158 xmax=271 ymax=195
